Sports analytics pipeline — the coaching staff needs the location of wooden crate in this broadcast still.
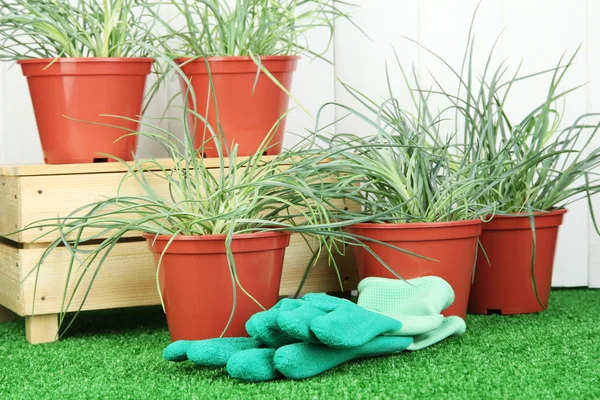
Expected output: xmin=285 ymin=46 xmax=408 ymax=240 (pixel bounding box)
xmin=0 ymin=158 xmax=358 ymax=344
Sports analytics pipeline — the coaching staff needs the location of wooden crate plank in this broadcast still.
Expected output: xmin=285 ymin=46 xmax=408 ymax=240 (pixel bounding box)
xmin=20 ymin=241 xmax=159 ymax=315
xmin=17 ymin=172 xmax=357 ymax=243
xmin=0 ymin=176 xmax=21 ymax=242
xmin=18 ymin=173 xmax=172 ymax=243
xmin=18 ymin=235 xmax=357 ymax=316
xmin=0 ymin=241 xmax=24 ymax=315
xmin=1 ymin=156 xmax=277 ymax=177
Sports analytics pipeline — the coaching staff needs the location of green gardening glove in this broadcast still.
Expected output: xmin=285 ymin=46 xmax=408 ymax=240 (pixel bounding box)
xmin=163 ymin=297 xmax=303 ymax=363
xmin=226 ymin=336 xmax=414 ymax=382
xmin=163 ymin=293 xmax=404 ymax=363
xmin=163 ymin=276 xmax=465 ymax=382
xmin=357 ymin=276 xmax=467 ymax=350
xmin=275 ymin=293 xmax=404 ymax=348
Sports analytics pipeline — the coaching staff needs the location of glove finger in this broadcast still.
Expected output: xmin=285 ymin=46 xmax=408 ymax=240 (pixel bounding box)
xmin=300 ymin=293 xmax=352 ymax=311
xmin=274 ymin=336 xmax=412 ymax=380
xmin=187 ymin=337 xmax=261 ymax=367
xmin=277 ymin=294 xmax=354 ymax=343
xmin=163 ymin=340 xmax=192 ymax=362
xmin=246 ymin=298 xmax=301 ymax=347
xmin=310 ymin=304 xmax=401 ymax=348
xmin=226 ymin=348 xmax=282 ymax=382
xmin=277 ymin=303 xmax=328 ymax=343
xmin=408 ymin=316 xmax=466 ymax=351
xmin=385 ymin=314 xmax=445 ymax=336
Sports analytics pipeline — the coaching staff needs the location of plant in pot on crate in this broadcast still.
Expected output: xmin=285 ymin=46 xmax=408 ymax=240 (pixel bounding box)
xmin=157 ymin=0 xmax=354 ymax=157
xmin=15 ymin=106 xmax=403 ymax=342
xmin=440 ymin=47 xmax=600 ymax=315
xmin=304 ymin=74 xmax=503 ymax=319
xmin=0 ymin=0 xmax=165 ymax=164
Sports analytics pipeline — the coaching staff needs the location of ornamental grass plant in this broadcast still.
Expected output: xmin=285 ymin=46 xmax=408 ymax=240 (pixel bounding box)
xmin=161 ymin=0 xmax=356 ymax=59
xmin=0 ymin=0 xmax=164 ymax=59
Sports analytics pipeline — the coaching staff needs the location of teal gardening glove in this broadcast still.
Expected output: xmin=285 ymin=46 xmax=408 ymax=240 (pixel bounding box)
xmin=164 ymin=276 xmax=466 ymax=381
xmin=164 ymin=293 xmax=411 ymax=381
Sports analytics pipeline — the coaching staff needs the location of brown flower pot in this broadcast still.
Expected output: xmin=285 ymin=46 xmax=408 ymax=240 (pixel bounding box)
xmin=175 ymin=56 xmax=299 ymax=158
xmin=347 ymin=220 xmax=483 ymax=319
xmin=18 ymin=58 xmax=153 ymax=164
xmin=143 ymin=231 xmax=292 ymax=341
xmin=468 ymin=209 xmax=567 ymax=315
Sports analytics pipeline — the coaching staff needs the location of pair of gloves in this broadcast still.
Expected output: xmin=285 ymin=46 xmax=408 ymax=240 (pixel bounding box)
xmin=163 ymin=276 xmax=466 ymax=382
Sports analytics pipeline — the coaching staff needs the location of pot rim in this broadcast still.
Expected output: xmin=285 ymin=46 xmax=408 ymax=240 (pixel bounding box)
xmin=348 ymin=218 xmax=482 ymax=230
xmin=142 ymin=230 xmax=293 ymax=242
xmin=17 ymin=57 xmax=155 ymax=65
xmin=174 ymin=55 xmax=301 ymax=63
xmin=486 ymin=208 xmax=567 ymax=219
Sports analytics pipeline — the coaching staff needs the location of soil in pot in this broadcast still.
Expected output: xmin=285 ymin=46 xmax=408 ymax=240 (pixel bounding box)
xmin=175 ymin=56 xmax=299 ymax=158
xmin=144 ymin=231 xmax=292 ymax=341
xmin=348 ymin=220 xmax=483 ymax=319
xmin=19 ymin=58 xmax=153 ymax=164
xmin=468 ymin=209 xmax=567 ymax=315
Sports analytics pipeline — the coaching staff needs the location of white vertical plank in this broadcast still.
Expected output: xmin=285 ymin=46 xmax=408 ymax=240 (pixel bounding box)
xmin=3 ymin=63 xmax=42 ymax=164
xmin=283 ymin=23 xmax=335 ymax=149
xmin=333 ymin=0 xmax=419 ymax=136
xmin=587 ymin=0 xmax=600 ymax=288
xmin=416 ymin=0 xmax=503 ymax=140
xmin=502 ymin=0 xmax=589 ymax=287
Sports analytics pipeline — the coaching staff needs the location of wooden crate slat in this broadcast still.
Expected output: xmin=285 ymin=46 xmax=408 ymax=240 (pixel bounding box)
xmin=15 ymin=235 xmax=358 ymax=316
xmin=14 ymin=173 xmax=357 ymax=243
xmin=0 ymin=176 xmax=21 ymax=242
xmin=17 ymin=173 xmax=172 ymax=243
xmin=0 ymin=241 xmax=24 ymax=315
xmin=0 ymin=157 xmax=278 ymax=177
xmin=19 ymin=241 xmax=159 ymax=315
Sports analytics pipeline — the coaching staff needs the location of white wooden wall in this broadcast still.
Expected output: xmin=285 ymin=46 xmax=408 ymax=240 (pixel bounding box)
xmin=0 ymin=0 xmax=597 ymax=287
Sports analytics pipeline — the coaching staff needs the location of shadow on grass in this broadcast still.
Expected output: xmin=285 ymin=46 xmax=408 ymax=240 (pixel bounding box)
xmin=57 ymin=306 xmax=168 ymax=339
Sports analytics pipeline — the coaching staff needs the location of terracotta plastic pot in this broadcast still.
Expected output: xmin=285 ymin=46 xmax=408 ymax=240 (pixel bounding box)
xmin=347 ymin=220 xmax=483 ymax=319
xmin=19 ymin=58 xmax=153 ymax=164
xmin=175 ymin=56 xmax=299 ymax=158
xmin=143 ymin=231 xmax=292 ymax=341
xmin=468 ymin=209 xmax=567 ymax=315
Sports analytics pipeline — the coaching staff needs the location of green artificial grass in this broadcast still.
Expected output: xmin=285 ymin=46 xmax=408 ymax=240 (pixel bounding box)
xmin=1 ymin=289 xmax=599 ymax=399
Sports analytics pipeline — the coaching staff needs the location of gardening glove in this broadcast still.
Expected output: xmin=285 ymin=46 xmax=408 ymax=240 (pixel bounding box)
xmin=226 ymin=336 xmax=414 ymax=382
xmin=273 ymin=277 xmax=466 ymax=350
xmin=247 ymin=293 xmax=403 ymax=348
xmin=357 ymin=276 xmax=467 ymax=350
xmin=163 ymin=293 xmax=404 ymax=363
xmin=274 ymin=292 xmax=403 ymax=348
xmin=163 ymin=337 xmax=262 ymax=364
xmin=163 ymin=296 xmax=304 ymax=363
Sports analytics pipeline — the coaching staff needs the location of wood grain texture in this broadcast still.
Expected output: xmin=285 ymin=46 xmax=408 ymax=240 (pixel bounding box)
xmin=20 ymin=241 xmax=159 ymax=316
xmin=0 ymin=156 xmax=278 ymax=177
xmin=17 ymin=172 xmax=172 ymax=243
xmin=16 ymin=235 xmax=357 ymax=316
xmin=25 ymin=314 xmax=58 ymax=344
xmin=13 ymin=173 xmax=357 ymax=243
xmin=5 ymin=156 xmax=347 ymax=243
xmin=0 ymin=241 xmax=23 ymax=315
xmin=0 ymin=176 xmax=21 ymax=242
